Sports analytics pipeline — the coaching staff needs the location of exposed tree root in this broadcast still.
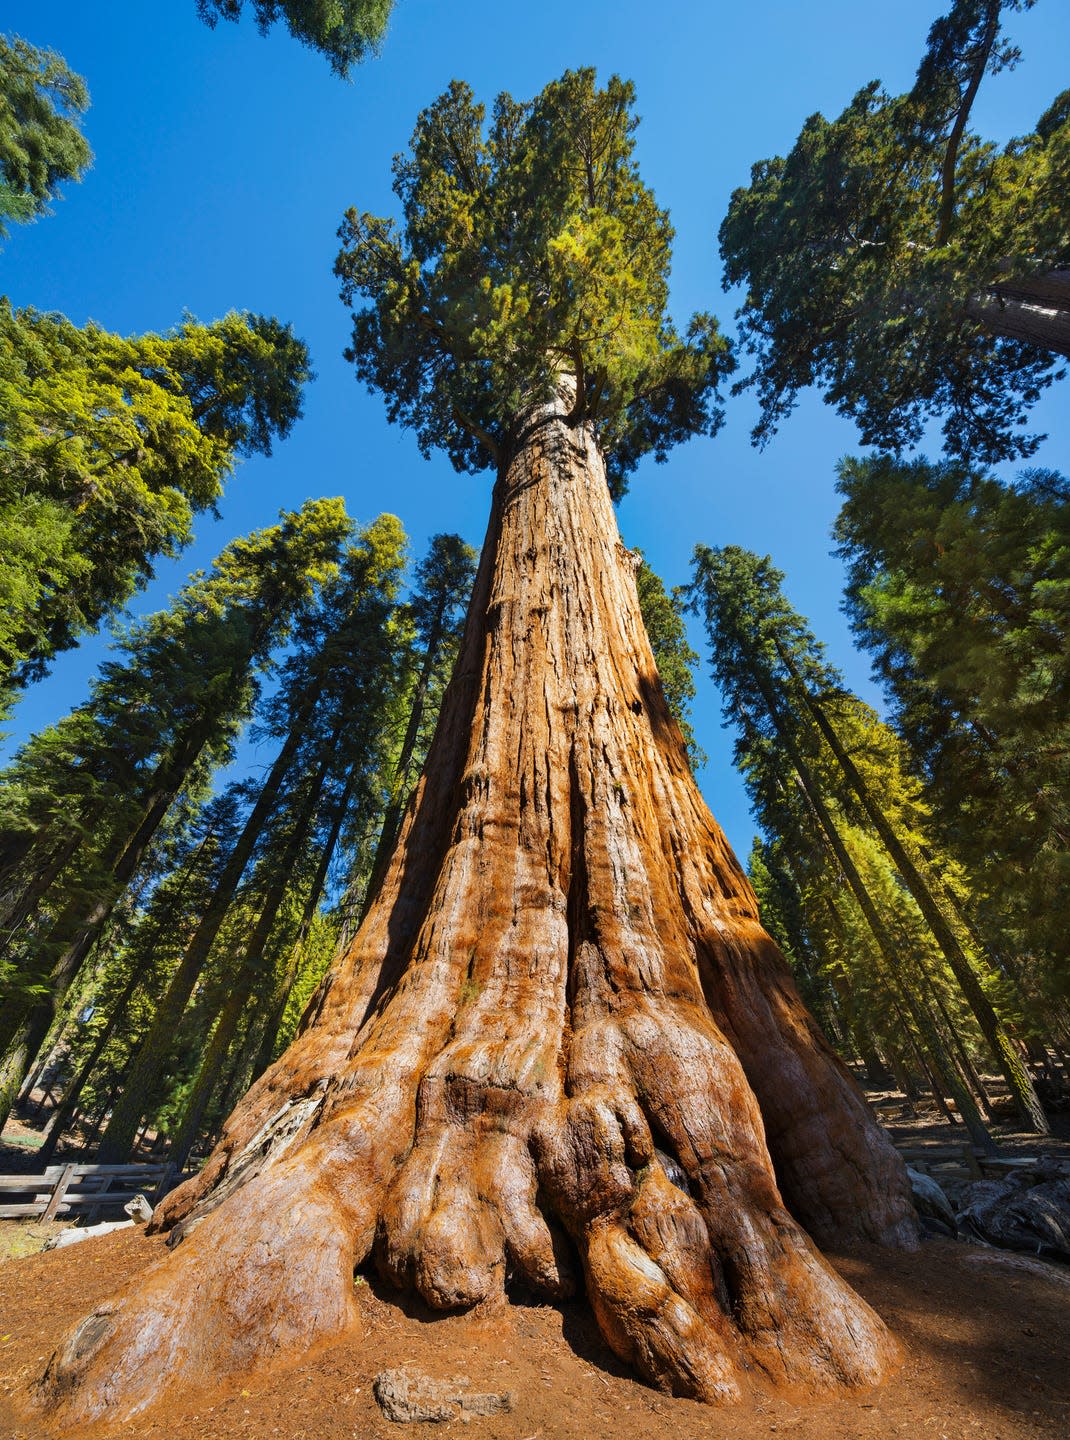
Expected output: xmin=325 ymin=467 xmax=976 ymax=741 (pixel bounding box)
xmin=37 ymin=390 xmax=913 ymax=1428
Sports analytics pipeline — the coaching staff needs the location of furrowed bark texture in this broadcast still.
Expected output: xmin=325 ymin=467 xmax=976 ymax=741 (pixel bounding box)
xmin=967 ymin=269 xmax=1070 ymax=359
xmin=39 ymin=391 xmax=913 ymax=1428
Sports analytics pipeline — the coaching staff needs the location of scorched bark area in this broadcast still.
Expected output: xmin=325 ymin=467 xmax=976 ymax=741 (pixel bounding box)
xmin=38 ymin=388 xmax=915 ymax=1428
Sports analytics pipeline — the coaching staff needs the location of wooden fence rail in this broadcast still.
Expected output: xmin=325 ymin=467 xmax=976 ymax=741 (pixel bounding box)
xmin=0 ymin=1162 xmax=179 ymax=1223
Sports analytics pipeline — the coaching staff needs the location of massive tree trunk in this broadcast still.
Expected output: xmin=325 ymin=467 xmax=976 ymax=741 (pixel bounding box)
xmin=967 ymin=269 xmax=1070 ymax=360
xmin=38 ymin=388 xmax=913 ymax=1428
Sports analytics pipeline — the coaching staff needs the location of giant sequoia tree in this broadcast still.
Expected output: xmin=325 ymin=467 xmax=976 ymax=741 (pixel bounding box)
xmin=41 ymin=71 xmax=913 ymax=1426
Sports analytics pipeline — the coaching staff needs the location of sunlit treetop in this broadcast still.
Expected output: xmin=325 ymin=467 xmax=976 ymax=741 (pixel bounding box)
xmin=0 ymin=34 xmax=91 ymax=239
xmin=336 ymin=69 xmax=733 ymax=498
xmin=0 ymin=304 xmax=313 ymax=690
xmin=196 ymin=0 xmax=393 ymax=76
xmin=720 ymin=0 xmax=1069 ymax=464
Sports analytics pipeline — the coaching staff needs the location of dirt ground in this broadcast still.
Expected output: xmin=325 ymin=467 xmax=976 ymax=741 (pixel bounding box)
xmin=0 ymin=1222 xmax=1067 ymax=1440
xmin=2 ymin=1094 xmax=1069 ymax=1439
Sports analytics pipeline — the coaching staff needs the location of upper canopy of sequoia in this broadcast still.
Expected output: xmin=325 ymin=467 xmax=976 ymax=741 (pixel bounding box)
xmin=335 ymin=69 xmax=734 ymax=498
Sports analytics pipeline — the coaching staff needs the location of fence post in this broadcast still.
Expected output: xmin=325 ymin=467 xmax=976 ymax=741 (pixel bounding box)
xmin=42 ymin=1162 xmax=77 ymax=1223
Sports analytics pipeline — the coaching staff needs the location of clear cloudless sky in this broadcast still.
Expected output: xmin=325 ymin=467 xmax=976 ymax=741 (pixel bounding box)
xmin=2 ymin=0 xmax=1068 ymax=862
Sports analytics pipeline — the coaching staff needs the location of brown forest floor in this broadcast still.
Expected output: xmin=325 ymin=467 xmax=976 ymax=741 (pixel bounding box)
xmin=0 ymin=1227 xmax=1068 ymax=1440
xmin=1 ymin=1098 xmax=1069 ymax=1439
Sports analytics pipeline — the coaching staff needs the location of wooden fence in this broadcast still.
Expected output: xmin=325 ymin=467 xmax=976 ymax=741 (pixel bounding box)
xmin=0 ymin=1162 xmax=179 ymax=1223
xmin=893 ymin=1142 xmax=1043 ymax=1183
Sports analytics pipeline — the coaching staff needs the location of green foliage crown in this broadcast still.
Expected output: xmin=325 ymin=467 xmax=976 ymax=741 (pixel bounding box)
xmin=336 ymin=69 xmax=733 ymax=498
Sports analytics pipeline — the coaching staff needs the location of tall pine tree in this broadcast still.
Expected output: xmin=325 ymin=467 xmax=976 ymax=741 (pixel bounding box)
xmin=689 ymin=542 xmax=1046 ymax=1131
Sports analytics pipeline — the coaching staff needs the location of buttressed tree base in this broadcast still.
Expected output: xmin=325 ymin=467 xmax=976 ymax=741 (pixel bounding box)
xmin=37 ymin=385 xmax=915 ymax=1428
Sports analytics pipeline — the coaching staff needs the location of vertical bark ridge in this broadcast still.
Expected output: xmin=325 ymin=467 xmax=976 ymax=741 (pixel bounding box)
xmin=37 ymin=388 xmax=912 ymax=1428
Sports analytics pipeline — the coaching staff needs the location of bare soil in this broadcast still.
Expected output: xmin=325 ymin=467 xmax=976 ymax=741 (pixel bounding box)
xmin=3 ymin=1097 xmax=1070 ymax=1436
xmin=0 ymin=1221 xmax=1067 ymax=1440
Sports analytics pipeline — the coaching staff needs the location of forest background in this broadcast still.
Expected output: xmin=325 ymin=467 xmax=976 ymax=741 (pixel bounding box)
xmin=6 ymin=0 xmax=1069 ymax=861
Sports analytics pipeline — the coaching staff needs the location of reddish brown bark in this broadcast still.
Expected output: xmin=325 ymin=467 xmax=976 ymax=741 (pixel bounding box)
xmin=38 ymin=388 xmax=914 ymax=1428
xmin=966 ymin=269 xmax=1070 ymax=360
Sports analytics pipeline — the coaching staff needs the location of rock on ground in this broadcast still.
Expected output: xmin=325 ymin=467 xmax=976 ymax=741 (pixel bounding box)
xmin=373 ymin=1369 xmax=514 ymax=1423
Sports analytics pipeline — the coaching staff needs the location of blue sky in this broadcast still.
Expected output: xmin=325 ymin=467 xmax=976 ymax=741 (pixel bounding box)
xmin=3 ymin=0 xmax=1068 ymax=860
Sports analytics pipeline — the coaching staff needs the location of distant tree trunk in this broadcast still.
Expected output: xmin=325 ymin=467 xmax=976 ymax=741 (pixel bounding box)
xmin=19 ymin=1020 xmax=72 ymax=1107
xmin=778 ymin=645 xmax=1049 ymax=1133
xmin=248 ymin=771 xmax=357 ymax=1085
xmin=0 ymin=833 xmax=80 ymax=942
xmin=79 ymin=1080 xmax=120 ymax=1155
xmin=0 ymin=981 xmax=90 ymax=1134
xmin=96 ymin=695 xmax=322 ymax=1164
xmin=41 ymin=386 xmax=913 ymax=1427
xmin=886 ymin=1049 xmax=921 ymax=1108
xmin=0 ymin=735 xmax=216 ymax=1102
xmin=773 ymin=750 xmax=992 ymax=1152
xmin=847 ymin=1016 xmax=889 ymax=1088
xmin=364 ymin=613 xmax=447 ymax=906
xmin=38 ymin=966 xmax=145 ymax=1163
xmin=166 ymin=747 xmax=337 ymax=1170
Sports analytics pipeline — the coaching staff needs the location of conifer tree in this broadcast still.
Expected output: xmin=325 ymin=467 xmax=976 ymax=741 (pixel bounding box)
xmin=835 ymin=456 xmax=1070 ymax=1003
xmin=0 ymin=305 xmax=312 ymax=714
xmin=46 ymin=71 xmax=908 ymax=1427
xmin=363 ymin=532 xmax=477 ymax=898
xmin=36 ymin=789 xmax=248 ymax=1161
xmin=0 ymin=500 xmax=349 ymax=1128
xmin=96 ymin=514 xmax=409 ymax=1162
xmin=635 ymin=557 xmax=705 ymax=769
xmin=760 ymin=685 xmax=998 ymax=1129
xmin=720 ymin=0 xmax=1069 ymax=462
xmin=689 ymin=543 xmax=1046 ymax=1131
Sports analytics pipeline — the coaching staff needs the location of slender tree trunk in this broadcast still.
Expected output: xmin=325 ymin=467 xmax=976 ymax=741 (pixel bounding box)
xmin=778 ymin=816 xmax=957 ymax=1126
xmin=0 ymin=833 xmax=81 ymax=942
xmin=19 ymin=1020 xmax=73 ymax=1107
xmin=768 ymin=734 xmax=993 ymax=1152
xmin=38 ymin=966 xmax=145 ymax=1163
xmin=251 ymin=773 xmax=356 ymax=1083
xmin=852 ymin=1021 xmax=889 ymax=1088
xmin=0 ymin=988 xmax=84 ymax=1134
xmin=779 ymin=647 xmax=1049 ymax=1133
xmin=0 ymin=772 xmax=195 ymax=1069
xmin=0 ymin=690 xmax=253 ymax=1067
xmin=887 ymin=1050 xmax=921 ymax=1108
xmin=37 ymin=831 xmax=223 ymax=1159
xmin=939 ymin=1002 xmax=994 ymax=1120
xmin=79 ymin=1081 xmax=120 ymax=1155
xmin=42 ymin=387 xmax=912 ymax=1427
xmin=96 ymin=697 xmax=322 ymax=1163
xmin=167 ymin=750 xmax=336 ymax=1170
xmin=933 ymin=1 xmax=1001 ymax=245
xmin=364 ymin=619 xmax=445 ymax=907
